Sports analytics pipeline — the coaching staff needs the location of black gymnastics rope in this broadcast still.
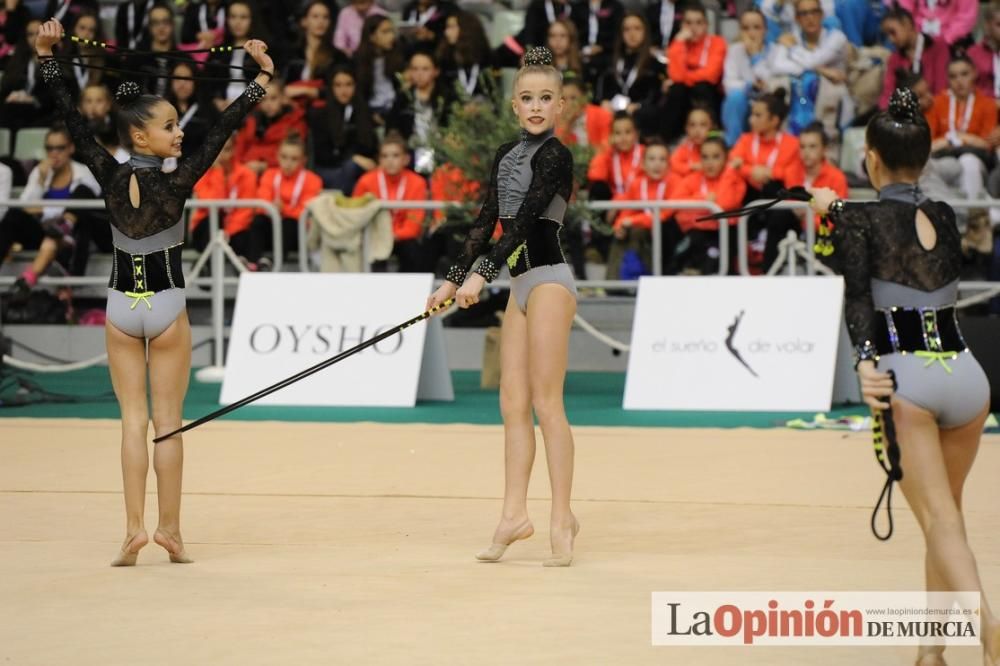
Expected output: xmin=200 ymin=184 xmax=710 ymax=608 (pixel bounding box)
xmin=152 ymin=299 xmax=456 ymax=443
xmin=694 ymin=186 xmax=813 ymax=222
xmin=47 ymin=56 xmax=255 ymax=83
xmin=870 ymin=370 xmax=902 ymax=541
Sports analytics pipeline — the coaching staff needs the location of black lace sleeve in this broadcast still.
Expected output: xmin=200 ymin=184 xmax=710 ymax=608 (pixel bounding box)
xmin=478 ymin=140 xmax=574 ymax=281
xmin=444 ymin=143 xmax=508 ymax=285
xmin=170 ymin=80 xmax=266 ymax=192
xmin=833 ymin=203 xmax=877 ymax=364
xmin=39 ymin=57 xmax=117 ymax=188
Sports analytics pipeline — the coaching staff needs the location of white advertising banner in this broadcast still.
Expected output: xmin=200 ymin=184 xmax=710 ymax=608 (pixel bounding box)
xmin=221 ymin=273 xmax=451 ymax=407
xmin=624 ymin=277 xmax=844 ymax=411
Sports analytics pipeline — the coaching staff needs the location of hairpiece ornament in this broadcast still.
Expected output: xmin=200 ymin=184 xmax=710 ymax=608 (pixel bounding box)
xmin=115 ymin=81 xmax=142 ymax=103
xmin=524 ymin=46 xmax=554 ymax=67
xmin=888 ymin=87 xmax=920 ymax=125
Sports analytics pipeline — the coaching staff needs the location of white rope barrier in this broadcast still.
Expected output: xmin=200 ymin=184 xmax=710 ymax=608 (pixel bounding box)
xmin=3 ymin=352 xmax=108 ymax=372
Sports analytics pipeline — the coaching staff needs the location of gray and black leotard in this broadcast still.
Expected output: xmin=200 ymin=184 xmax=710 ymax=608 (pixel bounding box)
xmin=834 ymin=182 xmax=990 ymax=427
xmin=39 ymin=56 xmax=265 ymax=338
xmin=446 ymin=129 xmax=575 ymax=311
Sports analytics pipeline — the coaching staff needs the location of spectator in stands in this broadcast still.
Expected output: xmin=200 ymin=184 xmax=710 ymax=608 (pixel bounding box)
xmin=180 ymin=0 xmax=225 ymax=50
xmin=353 ymin=131 xmax=429 ymax=272
xmin=1 ymin=20 xmax=57 ymax=133
xmin=493 ymin=0 xmax=572 ymax=67
xmin=547 ymin=18 xmax=584 ymax=80
xmin=284 ymin=0 xmax=348 ymax=104
xmin=333 ymin=0 xmax=386 ymax=57
xmin=721 ymin=8 xmax=772 ymax=147
xmin=834 ymin=0 xmax=885 ymax=46
xmin=0 ymin=0 xmax=29 ymax=69
xmin=0 ymin=124 xmax=100 ymax=299
xmin=670 ymin=104 xmax=714 ymax=179
xmin=164 ymin=60 xmax=220 ymax=158
xmin=190 ymin=134 xmax=260 ymax=266
xmin=926 ymin=55 xmax=996 ymax=203
xmin=115 ymin=0 xmax=154 ymax=51
xmin=78 ymin=81 xmax=111 ymax=124
xmin=572 ymin=0 xmax=624 ymax=86
xmin=969 ymin=2 xmax=1000 ymax=101
xmin=235 ymin=78 xmax=307 ymax=176
xmin=556 ymin=75 xmax=612 ymax=151
xmin=728 ymin=89 xmax=802 ymax=268
xmin=769 ymin=0 xmax=849 ymax=136
xmin=123 ymin=3 xmax=182 ymax=98
xmin=587 ymin=111 xmax=644 ymax=200
xmin=60 ymin=9 xmax=108 ymax=95
xmin=207 ymin=0 xmax=266 ymax=110
xmin=879 ymin=5 xmax=950 ymax=109
xmin=401 ymin=0 xmax=456 ymax=53
xmin=594 ymin=11 xmax=661 ymax=137
xmin=43 ymin=0 xmax=98 ymax=32
xmin=355 ymin=14 xmax=404 ymax=125
xmin=894 ymin=0 xmax=977 ymax=48
xmin=253 ymin=135 xmax=323 ymax=267
xmin=781 ymin=121 xmax=847 ymax=247
xmin=759 ymin=0 xmax=835 ymax=44
xmin=660 ymin=2 xmax=726 ymax=143
xmin=386 ymin=51 xmax=453 ymax=176
xmin=438 ymin=10 xmax=493 ymax=101
xmin=606 ymin=138 xmax=674 ymax=278
xmin=645 ymin=0 xmax=681 ymax=56
xmin=670 ymin=133 xmax=746 ymax=274
xmin=307 ymin=65 xmax=377 ymax=192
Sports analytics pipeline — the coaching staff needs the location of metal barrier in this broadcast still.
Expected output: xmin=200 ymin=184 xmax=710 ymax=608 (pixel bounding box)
xmin=297 ymin=198 xmax=726 ymax=275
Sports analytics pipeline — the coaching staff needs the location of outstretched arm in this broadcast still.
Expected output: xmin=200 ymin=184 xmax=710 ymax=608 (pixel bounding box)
xmin=35 ymin=18 xmax=116 ymax=188
xmin=171 ymin=39 xmax=275 ymax=191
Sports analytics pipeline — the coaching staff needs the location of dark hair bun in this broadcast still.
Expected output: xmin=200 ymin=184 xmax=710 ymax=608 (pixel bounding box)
xmin=888 ymin=87 xmax=921 ymax=124
xmin=524 ymin=46 xmax=554 ymax=67
xmin=771 ymin=87 xmax=787 ymax=102
xmin=115 ymin=81 xmax=142 ymax=104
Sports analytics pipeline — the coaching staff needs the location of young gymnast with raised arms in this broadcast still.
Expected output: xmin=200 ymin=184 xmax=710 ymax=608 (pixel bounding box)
xmin=809 ymin=87 xmax=998 ymax=666
xmin=426 ymin=46 xmax=580 ymax=567
xmin=34 ymin=17 xmax=274 ymax=566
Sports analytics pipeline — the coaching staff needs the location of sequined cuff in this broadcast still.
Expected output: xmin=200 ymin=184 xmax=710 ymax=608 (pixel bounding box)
xmin=474 ymin=258 xmax=500 ymax=283
xmin=445 ymin=265 xmax=466 ymax=286
xmin=39 ymin=57 xmax=61 ymax=82
xmin=827 ymin=198 xmax=846 ymax=221
xmin=245 ymin=80 xmax=266 ymax=103
xmin=853 ymin=340 xmax=878 ymax=369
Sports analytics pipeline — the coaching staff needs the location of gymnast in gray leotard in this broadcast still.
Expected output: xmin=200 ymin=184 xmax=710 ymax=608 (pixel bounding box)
xmin=36 ymin=19 xmax=274 ymax=568
xmin=810 ymin=87 xmax=999 ymax=666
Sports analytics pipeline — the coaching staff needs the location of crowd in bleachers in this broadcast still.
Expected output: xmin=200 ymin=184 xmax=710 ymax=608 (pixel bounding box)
xmin=1 ymin=0 xmax=999 ymax=303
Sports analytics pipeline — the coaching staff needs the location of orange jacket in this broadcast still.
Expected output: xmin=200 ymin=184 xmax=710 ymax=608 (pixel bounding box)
xmin=558 ymin=104 xmax=613 ymax=152
xmin=669 ymin=140 xmax=703 ymax=180
xmin=672 ymin=168 xmax=747 ymax=232
xmin=234 ymin=106 xmax=308 ymax=169
xmin=587 ymin=144 xmax=645 ymax=195
xmin=729 ymin=131 xmax=802 ymax=187
xmin=667 ymin=34 xmax=726 ymax=86
xmin=926 ymin=91 xmax=997 ymax=141
xmin=784 ymin=160 xmax=848 ymax=230
xmin=353 ymin=168 xmax=429 ymax=241
xmin=612 ymin=174 xmax=676 ymax=230
xmin=191 ymin=162 xmax=258 ymax=236
xmin=257 ymin=166 xmax=324 ymax=221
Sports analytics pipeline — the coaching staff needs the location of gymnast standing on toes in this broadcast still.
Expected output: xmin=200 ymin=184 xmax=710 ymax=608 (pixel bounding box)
xmin=34 ymin=18 xmax=275 ymax=567
xmin=425 ymin=46 xmax=580 ymax=567
xmin=809 ymin=88 xmax=999 ymax=666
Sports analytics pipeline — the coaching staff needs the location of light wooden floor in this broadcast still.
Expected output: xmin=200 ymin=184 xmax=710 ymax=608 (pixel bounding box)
xmin=1 ymin=418 xmax=998 ymax=665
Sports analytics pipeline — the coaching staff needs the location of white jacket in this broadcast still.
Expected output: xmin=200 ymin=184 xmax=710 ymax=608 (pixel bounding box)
xmin=20 ymin=159 xmax=101 ymax=221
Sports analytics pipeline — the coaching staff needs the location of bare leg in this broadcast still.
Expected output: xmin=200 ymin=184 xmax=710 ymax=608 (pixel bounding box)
xmin=105 ymin=321 xmax=150 ymax=566
xmin=29 ymin=237 xmax=59 ymax=276
xmin=148 ymin=313 xmax=193 ymax=564
xmin=891 ymin=398 xmax=996 ymax=665
xmin=477 ymin=297 xmax=536 ymax=561
xmin=525 ymin=284 xmax=578 ymax=566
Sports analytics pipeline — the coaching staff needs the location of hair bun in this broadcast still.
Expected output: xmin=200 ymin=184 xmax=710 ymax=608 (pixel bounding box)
xmin=888 ymin=87 xmax=921 ymax=124
xmin=115 ymin=81 xmax=142 ymax=104
xmin=523 ymin=46 xmax=554 ymax=67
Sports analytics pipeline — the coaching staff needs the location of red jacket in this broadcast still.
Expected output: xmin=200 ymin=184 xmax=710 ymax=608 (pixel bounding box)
xmin=234 ymin=106 xmax=308 ymax=169
xmin=257 ymin=166 xmax=324 ymax=220
xmin=784 ymin=160 xmax=848 ymax=230
xmin=729 ymin=131 xmax=802 ymax=187
xmin=353 ymin=168 xmax=429 ymax=241
xmin=612 ymin=174 xmax=676 ymax=230
xmin=672 ymin=168 xmax=747 ymax=232
xmin=926 ymin=91 xmax=997 ymax=141
xmin=191 ymin=162 xmax=259 ymax=235
xmin=669 ymin=140 xmax=703 ymax=180
xmin=667 ymin=34 xmax=726 ymax=86
xmin=557 ymin=104 xmax=613 ymax=152
xmin=587 ymin=144 xmax=645 ymax=195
